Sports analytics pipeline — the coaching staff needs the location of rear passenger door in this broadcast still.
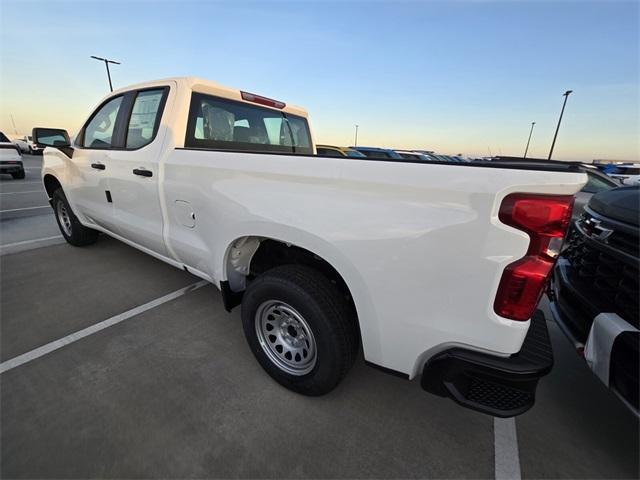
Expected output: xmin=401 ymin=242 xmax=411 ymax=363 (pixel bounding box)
xmin=106 ymin=85 xmax=172 ymax=257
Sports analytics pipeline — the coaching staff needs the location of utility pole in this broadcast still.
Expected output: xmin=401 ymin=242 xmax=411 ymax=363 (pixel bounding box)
xmin=10 ymin=114 xmax=18 ymax=135
xmin=548 ymin=90 xmax=573 ymax=160
xmin=90 ymin=56 xmax=121 ymax=92
xmin=354 ymin=125 xmax=359 ymax=146
xmin=523 ymin=122 xmax=536 ymax=159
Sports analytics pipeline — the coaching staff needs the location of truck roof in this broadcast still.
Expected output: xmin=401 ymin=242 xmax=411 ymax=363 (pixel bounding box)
xmin=110 ymin=76 xmax=309 ymax=118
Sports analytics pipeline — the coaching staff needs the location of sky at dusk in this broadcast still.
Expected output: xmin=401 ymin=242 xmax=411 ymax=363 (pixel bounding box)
xmin=1 ymin=0 xmax=638 ymax=161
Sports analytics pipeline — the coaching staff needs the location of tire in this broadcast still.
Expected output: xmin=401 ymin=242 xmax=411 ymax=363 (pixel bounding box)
xmin=11 ymin=169 xmax=25 ymax=179
xmin=28 ymin=147 xmax=33 ymax=154
xmin=51 ymin=188 xmax=99 ymax=246
xmin=241 ymin=264 xmax=358 ymax=396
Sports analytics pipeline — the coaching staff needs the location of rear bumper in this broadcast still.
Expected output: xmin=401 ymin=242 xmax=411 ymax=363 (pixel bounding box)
xmin=0 ymin=161 xmax=24 ymax=173
xmin=421 ymin=310 xmax=553 ymax=417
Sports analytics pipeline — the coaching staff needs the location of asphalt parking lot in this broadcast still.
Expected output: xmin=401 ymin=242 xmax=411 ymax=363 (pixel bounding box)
xmin=1 ymin=155 xmax=638 ymax=478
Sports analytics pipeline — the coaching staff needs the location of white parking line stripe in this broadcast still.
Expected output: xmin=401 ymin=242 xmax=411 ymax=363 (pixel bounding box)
xmin=0 ymin=205 xmax=50 ymax=213
xmin=1 ymin=235 xmax=62 ymax=248
xmin=0 ymin=280 xmax=209 ymax=374
xmin=494 ymin=417 xmax=521 ymax=480
xmin=0 ymin=181 xmax=43 ymax=185
xmin=0 ymin=190 xmax=45 ymax=195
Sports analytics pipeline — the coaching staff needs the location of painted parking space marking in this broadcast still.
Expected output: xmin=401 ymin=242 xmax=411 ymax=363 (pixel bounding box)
xmin=494 ymin=417 xmax=521 ymax=480
xmin=0 ymin=235 xmax=64 ymax=255
xmin=0 ymin=190 xmax=45 ymax=195
xmin=0 ymin=205 xmax=49 ymax=213
xmin=0 ymin=181 xmax=44 ymax=185
xmin=0 ymin=280 xmax=209 ymax=374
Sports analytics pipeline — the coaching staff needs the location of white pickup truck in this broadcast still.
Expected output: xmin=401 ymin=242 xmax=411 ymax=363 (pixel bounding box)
xmin=36 ymin=77 xmax=586 ymax=417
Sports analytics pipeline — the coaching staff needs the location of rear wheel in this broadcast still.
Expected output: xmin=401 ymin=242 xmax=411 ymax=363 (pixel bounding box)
xmin=52 ymin=188 xmax=99 ymax=246
xmin=11 ymin=169 xmax=25 ymax=179
xmin=241 ymin=264 xmax=358 ymax=396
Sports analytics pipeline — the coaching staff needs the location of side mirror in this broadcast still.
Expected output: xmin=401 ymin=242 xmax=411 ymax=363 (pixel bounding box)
xmin=33 ymin=128 xmax=73 ymax=157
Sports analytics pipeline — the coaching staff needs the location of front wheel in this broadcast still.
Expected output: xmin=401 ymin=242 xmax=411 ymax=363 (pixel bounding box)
xmin=52 ymin=188 xmax=99 ymax=246
xmin=241 ymin=264 xmax=358 ymax=396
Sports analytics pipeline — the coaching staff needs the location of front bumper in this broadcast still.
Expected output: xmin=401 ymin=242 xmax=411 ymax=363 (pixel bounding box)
xmin=550 ymin=259 xmax=639 ymax=416
xmin=421 ymin=310 xmax=553 ymax=417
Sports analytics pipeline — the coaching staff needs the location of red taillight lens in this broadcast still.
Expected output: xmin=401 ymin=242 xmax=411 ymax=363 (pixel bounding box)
xmin=240 ymin=91 xmax=286 ymax=109
xmin=494 ymin=193 xmax=574 ymax=321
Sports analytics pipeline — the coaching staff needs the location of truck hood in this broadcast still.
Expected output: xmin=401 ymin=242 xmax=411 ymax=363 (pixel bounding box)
xmin=589 ymin=186 xmax=640 ymax=227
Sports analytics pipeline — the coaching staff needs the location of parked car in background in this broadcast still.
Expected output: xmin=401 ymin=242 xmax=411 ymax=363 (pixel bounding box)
xmin=15 ymin=134 xmax=42 ymax=154
xmin=550 ymin=186 xmax=639 ymax=416
xmin=0 ymin=131 xmax=25 ymax=179
xmin=573 ymin=166 xmax=620 ymax=221
xmin=393 ymin=150 xmax=433 ymax=161
xmin=350 ymin=146 xmax=402 ymax=159
xmin=36 ymin=77 xmax=587 ymax=417
xmin=316 ymin=144 xmax=366 ymax=158
xmin=605 ymin=164 xmax=640 ymax=185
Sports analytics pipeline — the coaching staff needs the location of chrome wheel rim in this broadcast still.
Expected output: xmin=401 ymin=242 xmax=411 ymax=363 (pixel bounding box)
xmin=255 ymin=300 xmax=317 ymax=375
xmin=56 ymin=201 xmax=72 ymax=237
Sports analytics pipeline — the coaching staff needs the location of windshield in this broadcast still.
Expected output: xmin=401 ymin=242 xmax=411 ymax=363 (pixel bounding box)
xmin=0 ymin=132 xmax=10 ymax=143
xmin=346 ymin=149 xmax=366 ymax=158
xmin=582 ymin=172 xmax=617 ymax=194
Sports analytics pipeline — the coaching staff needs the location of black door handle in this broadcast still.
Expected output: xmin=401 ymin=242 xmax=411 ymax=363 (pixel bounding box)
xmin=91 ymin=163 xmax=105 ymax=170
xmin=133 ymin=168 xmax=153 ymax=177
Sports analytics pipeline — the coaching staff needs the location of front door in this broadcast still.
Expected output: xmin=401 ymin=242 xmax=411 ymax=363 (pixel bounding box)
xmin=67 ymin=95 xmax=124 ymax=234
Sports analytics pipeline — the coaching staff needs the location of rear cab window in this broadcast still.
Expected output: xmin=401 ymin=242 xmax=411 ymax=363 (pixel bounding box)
xmin=185 ymin=93 xmax=313 ymax=154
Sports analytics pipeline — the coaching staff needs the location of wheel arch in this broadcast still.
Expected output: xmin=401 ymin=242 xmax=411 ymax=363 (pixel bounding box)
xmin=43 ymin=174 xmax=62 ymax=199
xmin=221 ymin=233 xmax=380 ymax=360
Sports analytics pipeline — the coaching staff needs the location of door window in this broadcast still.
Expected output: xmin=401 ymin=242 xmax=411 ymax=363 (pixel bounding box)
xmin=126 ymin=89 xmax=165 ymax=149
xmin=83 ymin=96 xmax=123 ymax=148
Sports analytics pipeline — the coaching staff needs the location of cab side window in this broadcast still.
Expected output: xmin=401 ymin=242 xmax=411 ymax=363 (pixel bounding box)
xmin=126 ymin=89 xmax=165 ymax=149
xmin=83 ymin=96 xmax=123 ymax=148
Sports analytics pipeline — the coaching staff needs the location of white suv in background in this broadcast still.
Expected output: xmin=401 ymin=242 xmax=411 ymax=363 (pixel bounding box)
xmin=15 ymin=135 xmax=42 ymax=154
xmin=0 ymin=131 xmax=25 ymax=179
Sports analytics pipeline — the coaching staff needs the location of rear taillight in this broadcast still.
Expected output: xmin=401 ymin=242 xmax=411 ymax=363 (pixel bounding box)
xmin=494 ymin=193 xmax=574 ymax=321
xmin=240 ymin=91 xmax=286 ymax=109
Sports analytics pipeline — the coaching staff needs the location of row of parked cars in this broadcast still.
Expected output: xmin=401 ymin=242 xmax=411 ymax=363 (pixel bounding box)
xmin=316 ymin=144 xmax=470 ymax=163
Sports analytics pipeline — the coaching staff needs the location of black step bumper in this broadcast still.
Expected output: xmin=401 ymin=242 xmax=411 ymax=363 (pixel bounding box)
xmin=421 ymin=310 xmax=553 ymax=417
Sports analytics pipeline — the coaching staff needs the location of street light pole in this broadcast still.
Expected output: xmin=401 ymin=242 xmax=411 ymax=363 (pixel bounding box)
xmin=90 ymin=56 xmax=121 ymax=92
xmin=354 ymin=125 xmax=359 ymax=146
xmin=548 ymin=90 xmax=573 ymax=160
xmin=523 ymin=121 xmax=536 ymax=159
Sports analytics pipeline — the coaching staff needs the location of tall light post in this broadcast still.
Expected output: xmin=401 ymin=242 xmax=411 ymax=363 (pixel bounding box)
xmin=523 ymin=121 xmax=536 ymax=159
xmin=354 ymin=124 xmax=359 ymax=146
xmin=90 ymin=56 xmax=121 ymax=92
xmin=548 ymin=90 xmax=573 ymax=160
